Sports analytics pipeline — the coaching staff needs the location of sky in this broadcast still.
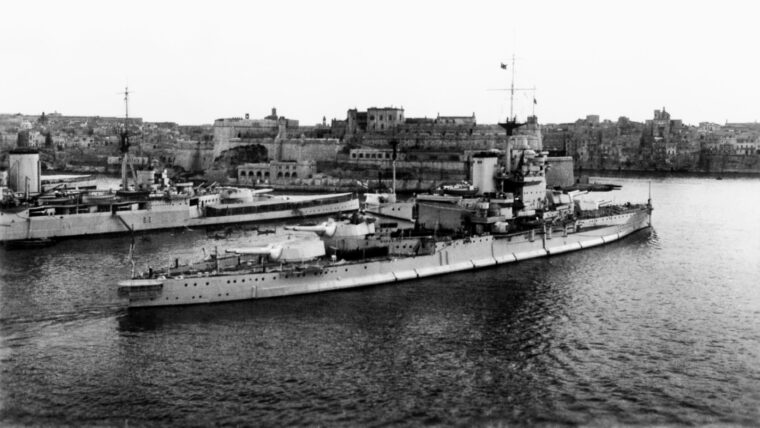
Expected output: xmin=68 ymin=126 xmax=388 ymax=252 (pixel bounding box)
xmin=1 ymin=0 xmax=759 ymax=126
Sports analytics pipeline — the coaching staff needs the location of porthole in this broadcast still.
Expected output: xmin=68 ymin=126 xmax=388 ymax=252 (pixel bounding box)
xmin=184 ymin=284 xmax=188 ymax=287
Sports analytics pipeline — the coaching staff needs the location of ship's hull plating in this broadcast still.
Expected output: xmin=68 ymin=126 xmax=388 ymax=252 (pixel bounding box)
xmin=364 ymin=201 xmax=415 ymax=222
xmin=0 ymin=197 xmax=359 ymax=243
xmin=121 ymin=208 xmax=651 ymax=308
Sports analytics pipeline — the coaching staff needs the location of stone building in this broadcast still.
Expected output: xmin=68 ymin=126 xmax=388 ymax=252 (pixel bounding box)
xmin=367 ymin=107 xmax=404 ymax=131
xmin=540 ymin=108 xmax=708 ymax=171
xmin=698 ymin=122 xmax=721 ymax=133
xmin=434 ymin=114 xmax=476 ymax=126
xmin=349 ymin=148 xmax=398 ymax=162
xmin=212 ymin=109 xmax=299 ymax=158
xmin=585 ymin=115 xmax=600 ymax=126
xmin=346 ymin=109 xmax=368 ymax=134
xmin=237 ymin=160 xmax=316 ymax=185
xmin=647 ymin=107 xmax=672 ymax=140
xmin=345 ymin=107 xmax=405 ymax=134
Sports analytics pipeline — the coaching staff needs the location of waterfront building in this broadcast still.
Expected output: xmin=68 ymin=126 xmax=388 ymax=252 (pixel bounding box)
xmin=237 ymin=160 xmax=317 ymax=185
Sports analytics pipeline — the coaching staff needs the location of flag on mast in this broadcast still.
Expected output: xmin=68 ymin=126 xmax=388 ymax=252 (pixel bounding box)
xmin=533 ymin=97 xmax=537 ymax=105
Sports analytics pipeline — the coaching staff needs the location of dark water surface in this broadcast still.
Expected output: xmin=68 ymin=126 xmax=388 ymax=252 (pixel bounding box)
xmin=2 ymin=176 xmax=760 ymax=426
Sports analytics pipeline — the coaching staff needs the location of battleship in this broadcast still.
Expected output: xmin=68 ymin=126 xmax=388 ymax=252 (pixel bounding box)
xmin=0 ymin=89 xmax=359 ymax=245
xmin=117 ymin=112 xmax=653 ymax=307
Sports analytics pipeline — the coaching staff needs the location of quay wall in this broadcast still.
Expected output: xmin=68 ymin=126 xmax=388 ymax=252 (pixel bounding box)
xmin=698 ymin=153 xmax=760 ymax=173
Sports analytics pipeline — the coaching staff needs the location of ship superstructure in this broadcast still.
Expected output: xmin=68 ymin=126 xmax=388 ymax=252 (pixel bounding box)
xmin=362 ymin=139 xmax=415 ymax=223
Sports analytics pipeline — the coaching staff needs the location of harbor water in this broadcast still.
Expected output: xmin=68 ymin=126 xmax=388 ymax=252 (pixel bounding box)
xmin=1 ymin=175 xmax=759 ymax=426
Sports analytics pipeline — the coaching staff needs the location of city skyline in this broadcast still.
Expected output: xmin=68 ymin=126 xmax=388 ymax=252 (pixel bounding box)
xmin=2 ymin=0 xmax=758 ymax=126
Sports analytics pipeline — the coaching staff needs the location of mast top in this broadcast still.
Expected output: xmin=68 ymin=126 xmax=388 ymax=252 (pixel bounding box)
xmin=123 ymin=86 xmax=130 ymax=121
xmin=119 ymin=87 xmax=131 ymax=154
xmin=498 ymin=55 xmax=523 ymax=136
xmin=509 ymin=54 xmax=516 ymax=120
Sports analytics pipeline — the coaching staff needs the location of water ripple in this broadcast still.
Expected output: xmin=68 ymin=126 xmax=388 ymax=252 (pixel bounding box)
xmin=2 ymin=178 xmax=760 ymax=425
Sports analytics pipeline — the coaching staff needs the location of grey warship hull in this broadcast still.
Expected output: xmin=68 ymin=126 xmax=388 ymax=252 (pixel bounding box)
xmin=118 ymin=206 xmax=651 ymax=308
xmin=0 ymin=193 xmax=359 ymax=244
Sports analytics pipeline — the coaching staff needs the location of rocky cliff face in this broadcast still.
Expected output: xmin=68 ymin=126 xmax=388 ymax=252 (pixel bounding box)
xmin=211 ymin=144 xmax=268 ymax=178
